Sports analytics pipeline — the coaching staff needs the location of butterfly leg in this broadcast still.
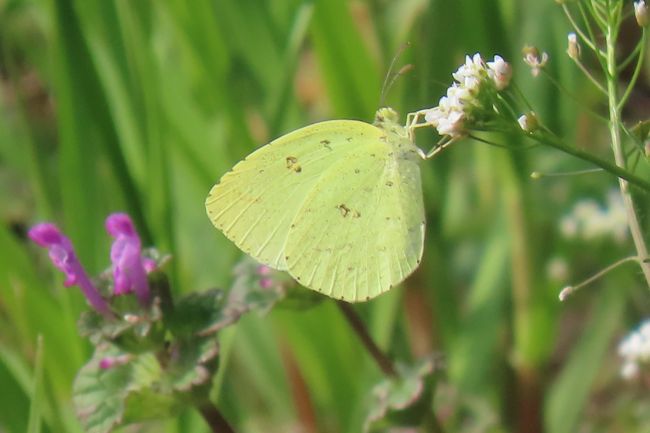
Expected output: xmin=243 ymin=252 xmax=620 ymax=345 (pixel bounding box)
xmin=425 ymin=136 xmax=456 ymax=159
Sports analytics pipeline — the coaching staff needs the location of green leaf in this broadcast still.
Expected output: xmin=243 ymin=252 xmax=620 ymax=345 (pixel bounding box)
xmin=171 ymin=258 xmax=288 ymax=337
xmin=364 ymin=355 xmax=438 ymax=432
xmin=164 ymin=336 xmax=220 ymax=393
xmin=77 ymin=295 xmax=165 ymax=353
xmin=73 ymin=345 xmax=177 ymax=433
xmin=629 ymin=119 xmax=650 ymax=143
xmin=26 ymin=335 xmax=44 ymax=433
xmin=167 ymin=289 xmax=232 ymax=337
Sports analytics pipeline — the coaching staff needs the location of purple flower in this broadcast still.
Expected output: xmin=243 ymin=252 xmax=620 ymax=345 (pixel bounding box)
xmin=257 ymin=265 xmax=274 ymax=289
xmin=28 ymin=223 xmax=111 ymax=316
xmin=99 ymin=354 xmax=131 ymax=369
xmin=106 ymin=213 xmax=151 ymax=305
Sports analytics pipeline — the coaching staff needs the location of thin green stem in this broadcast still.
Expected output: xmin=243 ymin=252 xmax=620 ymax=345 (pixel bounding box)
xmin=541 ymin=71 xmax=609 ymax=122
xmin=618 ymin=37 xmax=643 ymax=71
xmin=469 ymin=134 xmax=539 ymax=150
xmin=510 ymin=82 xmax=535 ymax=112
xmin=199 ymin=403 xmax=236 ymax=433
xmin=533 ymin=129 xmax=650 ymax=193
xmin=588 ymin=0 xmax=609 ymax=29
xmin=573 ymin=58 xmax=608 ymax=95
xmin=563 ymin=4 xmax=605 ymax=57
xmin=618 ymin=30 xmax=647 ymax=110
xmin=579 ymin=2 xmax=610 ymax=72
xmin=530 ymin=167 xmax=604 ymax=178
xmin=337 ymin=301 xmax=398 ymax=377
xmin=559 ymin=256 xmax=642 ymax=301
xmin=604 ymin=13 xmax=650 ymax=287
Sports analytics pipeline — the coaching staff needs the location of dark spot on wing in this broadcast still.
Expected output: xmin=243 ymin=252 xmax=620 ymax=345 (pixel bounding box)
xmin=337 ymin=204 xmax=351 ymax=217
xmin=385 ymin=181 xmax=393 ymax=187
xmin=321 ymin=139 xmax=332 ymax=150
xmin=354 ymin=168 xmax=360 ymax=174
xmin=346 ymin=137 xmax=353 ymax=142
xmin=285 ymin=156 xmax=302 ymax=173
xmin=352 ymin=210 xmax=361 ymax=218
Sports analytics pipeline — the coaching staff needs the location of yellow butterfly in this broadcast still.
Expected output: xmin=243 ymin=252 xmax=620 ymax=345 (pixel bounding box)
xmin=206 ymin=108 xmax=432 ymax=302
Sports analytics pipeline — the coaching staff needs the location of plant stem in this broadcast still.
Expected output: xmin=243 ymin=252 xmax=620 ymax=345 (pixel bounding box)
xmin=604 ymin=15 xmax=650 ymax=287
xmin=336 ymin=301 xmax=398 ymax=377
xmin=535 ymin=131 xmax=650 ymax=193
xmin=199 ymin=402 xmax=236 ymax=433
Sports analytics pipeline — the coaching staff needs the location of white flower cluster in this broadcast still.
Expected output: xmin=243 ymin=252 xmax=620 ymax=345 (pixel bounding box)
xmin=423 ymin=54 xmax=511 ymax=139
xmin=560 ymin=190 xmax=628 ymax=243
xmin=619 ymin=320 xmax=650 ymax=379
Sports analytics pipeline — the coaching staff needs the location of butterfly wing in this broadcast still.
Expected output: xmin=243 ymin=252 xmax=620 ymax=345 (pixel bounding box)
xmin=284 ymin=130 xmax=425 ymax=301
xmin=205 ymin=120 xmax=383 ymax=270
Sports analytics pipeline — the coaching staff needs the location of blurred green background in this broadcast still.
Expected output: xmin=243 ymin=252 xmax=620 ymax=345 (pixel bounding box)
xmin=1 ymin=0 xmax=649 ymax=432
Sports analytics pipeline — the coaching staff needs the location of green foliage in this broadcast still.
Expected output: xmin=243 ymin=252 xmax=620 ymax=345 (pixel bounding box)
xmin=0 ymin=0 xmax=648 ymax=432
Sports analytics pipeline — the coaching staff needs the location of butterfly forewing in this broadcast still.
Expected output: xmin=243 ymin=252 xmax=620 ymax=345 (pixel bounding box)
xmin=205 ymin=120 xmax=385 ymax=269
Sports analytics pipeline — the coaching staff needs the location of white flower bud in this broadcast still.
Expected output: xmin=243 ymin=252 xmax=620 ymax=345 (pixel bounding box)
xmin=517 ymin=112 xmax=539 ymax=132
xmin=635 ymin=1 xmax=649 ymax=27
xmin=567 ymin=33 xmax=580 ymax=60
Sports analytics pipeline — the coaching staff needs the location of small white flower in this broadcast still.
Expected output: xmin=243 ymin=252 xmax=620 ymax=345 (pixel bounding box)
xmin=436 ymin=110 xmax=466 ymax=138
xmin=619 ymin=320 xmax=650 ymax=380
xmin=635 ymin=1 xmax=648 ymax=27
xmin=560 ymin=215 xmax=578 ymax=238
xmin=559 ymin=190 xmax=628 ymax=243
xmin=621 ymin=361 xmax=640 ymax=380
xmin=486 ymin=55 xmax=512 ymax=90
xmin=546 ymin=257 xmax=568 ymax=282
xmin=522 ymin=46 xmax=549 ymax=77
xmin=517 ymin=112 xmax=538 ymax=132
xmin=422 ymin=52 xmax=511 ymax=139
xmin=567 ymin=33 xmax=580 ymax=60
xmin=446 ymin=84 xmax=472 ymax=103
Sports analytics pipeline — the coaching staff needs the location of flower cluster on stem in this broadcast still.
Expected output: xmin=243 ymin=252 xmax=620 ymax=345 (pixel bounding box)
xmin=29 ymin=212 xmax=154 ymax=316
xmin=421 ymin=54 xmax=512 ymax=140
xmin=28 ymin=223 xmax=112 ymax=316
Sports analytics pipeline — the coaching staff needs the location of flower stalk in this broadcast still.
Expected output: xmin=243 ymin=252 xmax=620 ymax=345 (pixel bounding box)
xmin=336 ymin=301 xmax=397 ymax=377
xmin=603 ymin=8 xmax=650 ymax=287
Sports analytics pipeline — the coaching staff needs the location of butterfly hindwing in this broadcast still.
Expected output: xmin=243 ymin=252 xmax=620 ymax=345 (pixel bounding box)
xmin=284 ymin=128 xmax=425 ymax=301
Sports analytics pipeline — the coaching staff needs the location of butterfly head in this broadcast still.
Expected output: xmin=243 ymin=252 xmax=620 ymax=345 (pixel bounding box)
xmin=373 ymin=107 xmax=400 ymax=128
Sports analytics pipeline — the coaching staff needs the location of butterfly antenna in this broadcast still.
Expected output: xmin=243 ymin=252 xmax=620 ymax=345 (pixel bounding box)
xmin=379 ymin=42 xmax=412 ymax=107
